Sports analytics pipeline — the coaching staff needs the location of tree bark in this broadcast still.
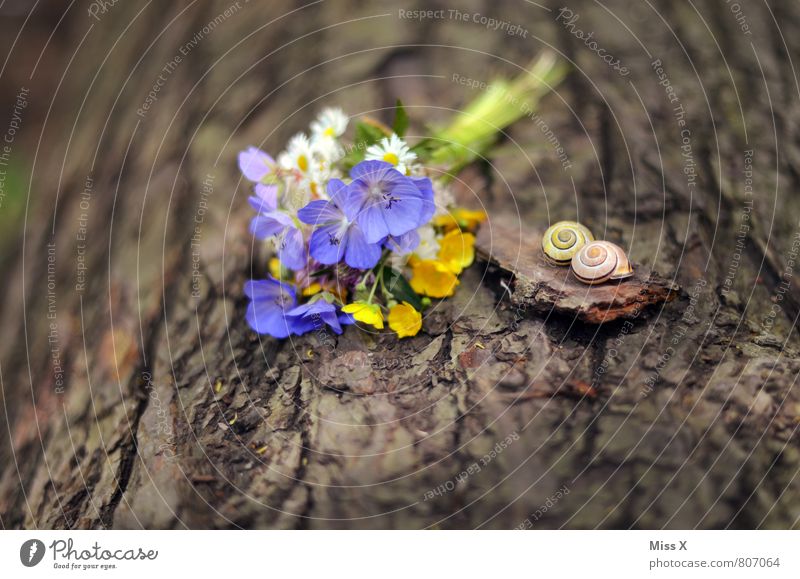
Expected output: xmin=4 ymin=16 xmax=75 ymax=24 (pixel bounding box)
xmin=1 ymin=0 xmax=799 ymax=529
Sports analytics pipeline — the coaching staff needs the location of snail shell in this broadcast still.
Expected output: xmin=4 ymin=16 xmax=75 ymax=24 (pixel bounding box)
xmin=541 ymin=221 xmax=594 ymax=265
xmin=609 ymin=245 xmax=634 ymax=280
xmin=571 ymin=241 xmax=633 ymax=284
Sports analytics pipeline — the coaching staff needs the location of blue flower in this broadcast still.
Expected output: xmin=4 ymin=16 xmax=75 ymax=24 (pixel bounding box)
xmin=248 ymin=187 xmax=306 ymax=271
xmin=409 ymin=175 xmax=436 ymax=224
xmin=347 ymin=160 xmax=434 ymax=243
xmin=239 ymin=147 xmax=276 ymax=182
xmin=384 ymin=229 xmax=421 ymax=254
xmin=286 ymin=299 xmax=354 ymax=336
xmin=248 ymin=183 xmax=278 ymax=213
xmin=297 ymin=178 xmax=382 ymax=269
xmin=272 ymin=226 xmax=305 ymax=271
xmin=244 ymin=278 xmax=297 ymax=338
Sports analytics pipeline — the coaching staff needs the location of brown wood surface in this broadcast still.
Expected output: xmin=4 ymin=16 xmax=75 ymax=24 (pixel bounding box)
xmin=1 ymin=0 xmax=799 ymax=529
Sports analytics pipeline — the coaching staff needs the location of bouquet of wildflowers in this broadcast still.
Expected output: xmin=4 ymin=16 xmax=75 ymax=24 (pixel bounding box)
xmin=238 ymin=53 xmax=566 ymax=340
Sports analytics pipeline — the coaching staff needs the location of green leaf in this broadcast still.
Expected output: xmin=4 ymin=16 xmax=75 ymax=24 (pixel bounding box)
xmin=392 ymin=99 xmax=409 ymax=137
xmin=312 ymin=291 xmax=335 ymax=304
xmin=382 ymin=267 xmax=423 ymax=310
xmin=355 ymin=121 xmax=385 ymax=145
xmin=342 ymin=121 xmax=386 ymax=169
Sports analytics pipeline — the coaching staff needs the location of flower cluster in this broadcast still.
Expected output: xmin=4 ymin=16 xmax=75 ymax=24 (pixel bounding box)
xmin=239 ymin=106 xmax=485 ymax=340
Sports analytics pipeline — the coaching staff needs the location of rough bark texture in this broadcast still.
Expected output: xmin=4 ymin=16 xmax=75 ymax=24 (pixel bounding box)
xmin=1 ymin=0 xmax=800 ymax=529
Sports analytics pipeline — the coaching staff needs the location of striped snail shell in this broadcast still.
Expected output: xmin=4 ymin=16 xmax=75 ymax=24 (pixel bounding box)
xmin=571 ymin=241 xmax=633 ymax=284
xmin=541 ymin=221 xmax=594 ymax=266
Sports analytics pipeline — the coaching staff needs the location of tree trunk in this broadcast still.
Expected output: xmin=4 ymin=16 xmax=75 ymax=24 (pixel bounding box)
xmin=1 ymin=0 xmax=799 ymax=529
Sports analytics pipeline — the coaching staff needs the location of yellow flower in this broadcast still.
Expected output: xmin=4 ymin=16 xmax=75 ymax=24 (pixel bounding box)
xmin=410 ymin=260 xmax=460 ymax=298
xmin=437 ymin=229 xmax=475 ymax=274
xmin=301 ymin=282 xmax=322 ymax=297
xmin=433 ymin=208 xmax=487 ymax=232
xmin=342 ymin=301 xmax=384 ymax=329
xmin=268 ymin=257 xmax=283 ymax=279
xmin=388 ymin=302 xmax=422 ymax=338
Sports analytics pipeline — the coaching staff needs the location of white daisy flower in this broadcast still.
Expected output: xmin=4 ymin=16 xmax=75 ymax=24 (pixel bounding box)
xmin=310 ymin=107 xmax=348 ymax=139
xmin=278 ymin=133 xmax=314 ymax=174
xmin=278 ymin=132 xmax=340 ymax=200
xmin=304 ymin=161 xmax=341 ymax=200
xmin=365 ymin=133 xmax=418 ymax=175
xmin=310 ymin=134 xmax=344 ymax=166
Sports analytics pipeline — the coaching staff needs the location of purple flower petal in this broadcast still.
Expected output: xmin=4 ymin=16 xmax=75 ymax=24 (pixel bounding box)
xmin=385 ymin=230 xmax=420 ymax=254
xmin=383 ymin=195 xmax=424 ymax=237
xmin=321 ymin=310 xmax=344 ymax=334
xmin=298 ymin=199 xmax=343 ymax=225
xmin=349 ymin=159 xmax=395 ymax=182
xmin=382 ymin=177 xmax=425 ymax=202
xmin=344 ymin=225 xmax=382 ymax=269
xmin=250 ymin=212 xmax=292 ymax=239
xmin=287 ymin=300 xmax=344 ymax=335
xmin=326 ymin=178 xmax=349 ymax=206
xmin=341 ymin=182 xmax=367 ymax=222
xmin=357 ymin=203 xmax=389 ymax=244
xmin=246 ymin=299 xmax=293 ymax=338
xmin=344 ymin=181 xmax=369 ymax=218
xmin=411 ymin=176 xmax=436 ymax=225
xmin=239 ymin=147 xmax=275 ymax=182
xmin=248 ymin=184 xmax=278 ymax=213
xmin=244 ymin=277 xmax=297 ymax=338
xmin=348 ymin=160 xmax=426 ymax=242
xmin=308 ymin=223 xmax=349 ymax=265
xmin=244 ymin=278 xmax=290 ymax=300
xmin=277 ymin=226 xmax=307 ymax=271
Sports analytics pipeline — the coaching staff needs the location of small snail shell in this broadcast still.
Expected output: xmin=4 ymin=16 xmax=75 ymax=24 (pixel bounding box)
xmin=609 ymin=246 xmax=634 ymax=280
xmin=542 ymin=221 xmax=594 ymax=266
xmin=571 ymin=241 xmax=633 ymax=284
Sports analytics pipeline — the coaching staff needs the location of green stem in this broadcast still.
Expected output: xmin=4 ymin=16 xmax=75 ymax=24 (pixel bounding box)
xmin=426 ymin=51 xmax=569 ymax=172
xmin=367 ymin=263 xmax=384 ymax=304
xmin=379 ymin=268 xmax=388 ymax=298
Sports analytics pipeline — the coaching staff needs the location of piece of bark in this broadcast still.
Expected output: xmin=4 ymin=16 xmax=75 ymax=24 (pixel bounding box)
xmin=475 ymin=213 xmax=679 ymax=324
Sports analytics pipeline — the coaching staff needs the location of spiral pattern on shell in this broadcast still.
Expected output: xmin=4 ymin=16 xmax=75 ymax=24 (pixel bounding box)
xmin=571 ymin=241 xmax=634 ymax=284
xmin=541 ymin=221 xmax=594 ymax=265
